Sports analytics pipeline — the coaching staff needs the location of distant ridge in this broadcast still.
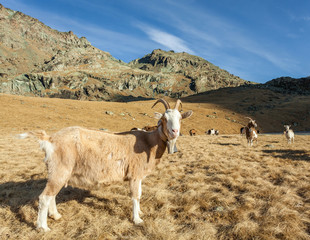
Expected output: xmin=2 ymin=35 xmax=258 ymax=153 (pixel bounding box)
xmin=265 ymin=76 xmax=310 ymax=95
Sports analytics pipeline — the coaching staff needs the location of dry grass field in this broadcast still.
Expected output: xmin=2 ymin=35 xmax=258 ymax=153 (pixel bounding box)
xmin=0 ymin=93 xmax=310 ymax=240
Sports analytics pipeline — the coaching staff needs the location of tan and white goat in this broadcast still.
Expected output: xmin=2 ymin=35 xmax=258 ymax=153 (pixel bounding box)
xmin=18 ymin=98 xmax=192 ymax=232
xmin=283 ymin=125 xmax=294 ymax=144
xmin=245 ymin=117 xmax=258 ymax=146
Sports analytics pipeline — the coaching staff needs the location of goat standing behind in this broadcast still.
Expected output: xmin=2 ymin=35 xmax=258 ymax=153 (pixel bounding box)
xmin=284 ymin=125 xmax=294 ymax=144
xmin=206 ymin=129 xmax=215 ymax=135
xmin=245 ymin=118 xmax=258 ymax=146
xmin=189 ymin=129 xmax=197 ymax=136
xmin=18 ymin=99 xmax=192 ymax=232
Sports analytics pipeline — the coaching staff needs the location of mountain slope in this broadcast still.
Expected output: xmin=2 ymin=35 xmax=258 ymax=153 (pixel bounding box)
xmin=0 ymin=4 xmax=94 ymax=76
xmin=0 ymin=4 xmax=252 ymax=101
xmin=183 ymin=85 xmax=310 ymax=132
xmin=130 ymin=49 xmax=252 ymax=94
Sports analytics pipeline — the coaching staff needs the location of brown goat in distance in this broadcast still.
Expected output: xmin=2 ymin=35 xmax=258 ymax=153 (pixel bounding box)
xmin=130 ymin=126 xmax=157 ymax=132
xmin=189 ymin=129 xmax=197 ymax=136
xmin=245 ymin=117 xmax=258 ymax=146
xmin=142 ymin=126 xmax=158 ymax=132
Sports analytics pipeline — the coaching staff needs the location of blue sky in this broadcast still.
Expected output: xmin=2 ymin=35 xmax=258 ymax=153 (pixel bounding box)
xmin=1 ymin=0 xmax=310 ymax=83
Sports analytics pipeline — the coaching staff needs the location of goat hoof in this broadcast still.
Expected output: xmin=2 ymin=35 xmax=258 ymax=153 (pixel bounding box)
xmin=37 ymin=226 xmax=51 ymax=232
xmin=133 ymin=217 xmax=144 ymax=224
xmin=50 ymin=212 xmax=62 ymax=220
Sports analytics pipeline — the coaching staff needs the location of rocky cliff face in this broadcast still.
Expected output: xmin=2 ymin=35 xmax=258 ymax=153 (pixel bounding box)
xmin=0 ymin=4 xmax=253 ymax=101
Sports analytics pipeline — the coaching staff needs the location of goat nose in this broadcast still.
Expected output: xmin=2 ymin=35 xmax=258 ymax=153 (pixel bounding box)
xmin=172 ymin=129 xmax=178 ymax=133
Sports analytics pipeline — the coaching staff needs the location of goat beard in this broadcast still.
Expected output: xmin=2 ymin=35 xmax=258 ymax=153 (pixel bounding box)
xmin=167 ymin=138 xmax=178 ymax=154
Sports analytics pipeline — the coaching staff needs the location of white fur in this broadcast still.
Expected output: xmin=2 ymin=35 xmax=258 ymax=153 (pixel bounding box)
xmin=39 ymin=140 xmax=54 ymax=162
xmin=48 ymin=196 xmax=62 ymax=220
xmin=253 ymin=130 xmax=258 ymax=140
xmin=284 ymin=125 xmax=294 ymax=144
xmin=132 ymin=198 xmax=143 ymax=224
xmin=37 ymin=195 xmax=53 ymax=232
xmin=165 ymin=109 xmax=181 ymax=139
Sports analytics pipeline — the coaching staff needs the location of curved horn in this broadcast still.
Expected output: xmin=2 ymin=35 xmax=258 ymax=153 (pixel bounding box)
xmin=245 ymin=117 xmax=253 ymax=121
xmin=174 ymin=99 xmax=182 ymax=111
xmin=151 ymin=98 xmax=170 ymax=110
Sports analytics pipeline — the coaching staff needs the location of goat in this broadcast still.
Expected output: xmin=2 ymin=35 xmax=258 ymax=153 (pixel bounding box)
xmin=283 ymin=125 xmax=294 ymax=144
xmin=130 ymin=126 xmax=157 ymax=132
xmin=18 ymin=99 xmax=193 ymax=231
xmin=142 ymin=125 xmax=158 ymax=132
xmin=206 ymin=129 xmax=215 ymax=135
xmin=245 ymin=117 xmax=258 ymax=146
xmin=215 ymin=130 xmax=219 ymax=135
xmin=189 ymin=129 xmax=197 ymax=136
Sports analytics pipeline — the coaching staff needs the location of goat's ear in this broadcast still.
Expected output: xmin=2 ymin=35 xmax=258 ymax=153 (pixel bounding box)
xmin=181 ymin=110 xmax=193 ymax=119
xmin=154 ymin=112 xmax=163 ymax=119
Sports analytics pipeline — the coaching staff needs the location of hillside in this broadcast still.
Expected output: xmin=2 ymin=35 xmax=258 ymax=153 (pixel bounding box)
xmin=0 ymin=93 xmax=310 ymax=239
xmin=1 ymin=81 xmax=310 ymax=135
xmin=0 ymin=4 xmax=251 ymax=101
xmin=183 ymin=85 xmax=310 ymax=132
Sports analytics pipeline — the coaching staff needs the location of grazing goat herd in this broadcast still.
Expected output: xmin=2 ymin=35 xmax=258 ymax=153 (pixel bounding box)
xmin=16 ymin=98 xmax=295 ymax=232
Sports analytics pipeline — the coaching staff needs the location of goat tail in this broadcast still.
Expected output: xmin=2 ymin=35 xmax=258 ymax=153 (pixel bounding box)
xmin=17 ymin=130 xmax=50 ymax=141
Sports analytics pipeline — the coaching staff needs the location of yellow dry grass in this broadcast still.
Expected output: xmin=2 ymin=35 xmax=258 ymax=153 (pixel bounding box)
xmin=0 ymin=94 xmax=310 ymax=240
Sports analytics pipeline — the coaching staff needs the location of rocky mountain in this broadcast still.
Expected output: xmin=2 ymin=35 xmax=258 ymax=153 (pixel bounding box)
xmin=0 ymin=4 xmax=252 ymax=101
xmin=0 ymin=4 xmax=94 ymax=76
xmin=264 ymin=76 xmax=310 ymax=95
xmin=129 ymin=50 xmax=252 ymax=94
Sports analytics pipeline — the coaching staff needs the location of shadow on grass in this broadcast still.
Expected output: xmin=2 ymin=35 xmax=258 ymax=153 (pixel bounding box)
xmin=262 ymin=149 xmax=310 ymax=161
xmin=216 ymin=143 xmax=241 ymax=146
xmin=0 ymin=179 xmax=126 ymax=229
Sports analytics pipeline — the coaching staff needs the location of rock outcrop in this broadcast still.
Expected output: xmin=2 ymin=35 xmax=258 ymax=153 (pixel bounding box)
xmin=129 ymin=49 xmax=252 ymax=94
xmin=264 ymin=76 xmax=310 ymax=95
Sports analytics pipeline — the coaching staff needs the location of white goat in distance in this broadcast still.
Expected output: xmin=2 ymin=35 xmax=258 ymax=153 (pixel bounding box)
xmin=283 ymin=125 xmax=294 ymax=144
xmin=18 ymin=98 xmax=193 ymax=232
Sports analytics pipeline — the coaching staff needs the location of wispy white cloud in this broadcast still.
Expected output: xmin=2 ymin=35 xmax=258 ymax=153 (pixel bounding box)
xmin=50 ymin=18 xmax=158 ymax=61
xmin=301 ymin=16 xmax=310 ymax=22
xmin=287 ymin=11 xmax=310 ymax=22
xmin=144 ymin=2 xmax=299 ymax=74
xmin=136 ymin=24 xmax=194 ymax=54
